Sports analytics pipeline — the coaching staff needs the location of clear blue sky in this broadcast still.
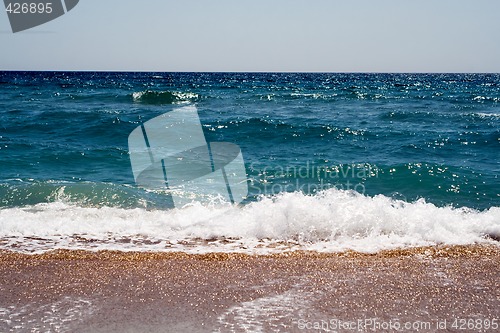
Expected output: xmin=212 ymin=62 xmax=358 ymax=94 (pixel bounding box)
xmin=1 ymin=0 xmax=499 ymax=72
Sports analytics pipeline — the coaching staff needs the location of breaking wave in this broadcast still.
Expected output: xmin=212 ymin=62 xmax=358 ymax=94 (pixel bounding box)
xmin=0 ymin=189 xmax=498 ymax=254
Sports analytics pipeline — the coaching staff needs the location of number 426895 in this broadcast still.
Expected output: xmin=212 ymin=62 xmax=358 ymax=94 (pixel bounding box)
xmin=452 ymin=318 xmax=498 ymax=330
xmin=5 ymin=2 xmax=53 ymax=14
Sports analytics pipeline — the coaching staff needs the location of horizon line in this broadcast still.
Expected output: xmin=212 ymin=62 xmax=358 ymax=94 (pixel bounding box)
xmin=1 ymin=70 xmax=499 ymax=75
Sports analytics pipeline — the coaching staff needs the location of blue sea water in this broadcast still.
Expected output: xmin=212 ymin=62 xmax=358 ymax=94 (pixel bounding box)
xmin=0 ymin=72 xmax=499 ymax=253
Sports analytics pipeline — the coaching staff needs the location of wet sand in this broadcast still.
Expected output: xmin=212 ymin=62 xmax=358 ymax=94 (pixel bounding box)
xmin=0 ymin=245 xmax=499 ymax=332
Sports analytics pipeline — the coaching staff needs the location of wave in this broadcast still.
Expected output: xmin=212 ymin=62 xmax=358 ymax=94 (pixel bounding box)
xmin=472 ymin=112 xmax=500 ymax=119
xmin=0 ymin=189 xmax=498 ymax=254
xmin=472 ymin=96 xmax=500 ymax=103
xmin=204 ymin=118 xmax=369 ymax=138
xmin=0 ymin=180 xmax=167 ymax=209
xmin=131 ymin=90 xmax=198 ymax=105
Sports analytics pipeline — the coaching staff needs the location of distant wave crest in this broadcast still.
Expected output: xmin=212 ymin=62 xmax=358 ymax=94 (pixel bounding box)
xmin=132 ymin=90 xmax=198 ymax=104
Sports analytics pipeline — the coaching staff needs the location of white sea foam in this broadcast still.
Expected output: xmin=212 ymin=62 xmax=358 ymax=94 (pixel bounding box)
xmin=216 ymin=283 xmax=314 ymax=332
xmin=473 ymin=112 xmax=500 ymax=118
xmin=0 ymin=297 xmax=95 ymax=332
xmin=0 ymin=189 xmax=498 ymax=254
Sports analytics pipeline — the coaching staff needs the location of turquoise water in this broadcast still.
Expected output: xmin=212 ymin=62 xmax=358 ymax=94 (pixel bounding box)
xmin=0 ymin=72 xmax=499 ymax=254
xmin=1 ymin=72 xmax=498 ymax=210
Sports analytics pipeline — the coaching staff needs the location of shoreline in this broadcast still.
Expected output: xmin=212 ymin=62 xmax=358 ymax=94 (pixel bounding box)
xmin=1 ymin=243 xmax=499 ymax=259
xmin=1 ymin=245 xmax=499 ymax=332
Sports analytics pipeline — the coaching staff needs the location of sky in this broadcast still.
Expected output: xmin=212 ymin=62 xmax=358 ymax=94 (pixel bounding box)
xmin=1 ymin=0 xmax=499 ymax=72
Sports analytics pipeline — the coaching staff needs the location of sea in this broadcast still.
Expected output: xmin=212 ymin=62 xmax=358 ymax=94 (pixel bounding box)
xmin=0 ymin=71 xmax=499 ymax=254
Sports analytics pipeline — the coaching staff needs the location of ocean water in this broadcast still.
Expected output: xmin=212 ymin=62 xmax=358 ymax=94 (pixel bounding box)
xmin=0 ymin=71 xmax=499 ymax=253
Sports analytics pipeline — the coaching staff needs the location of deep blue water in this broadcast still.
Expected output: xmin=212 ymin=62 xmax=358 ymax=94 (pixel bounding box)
xmin=0 ymin=72 xmax=498 ymax=210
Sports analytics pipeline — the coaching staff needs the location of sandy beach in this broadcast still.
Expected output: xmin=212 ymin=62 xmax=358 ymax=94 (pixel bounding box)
xmin=0 ymin=245 xmax=498 ymax=332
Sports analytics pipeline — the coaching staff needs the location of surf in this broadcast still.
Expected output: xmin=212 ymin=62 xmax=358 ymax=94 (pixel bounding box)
xmin=0 ymin=188 xmax=498 ymax=254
